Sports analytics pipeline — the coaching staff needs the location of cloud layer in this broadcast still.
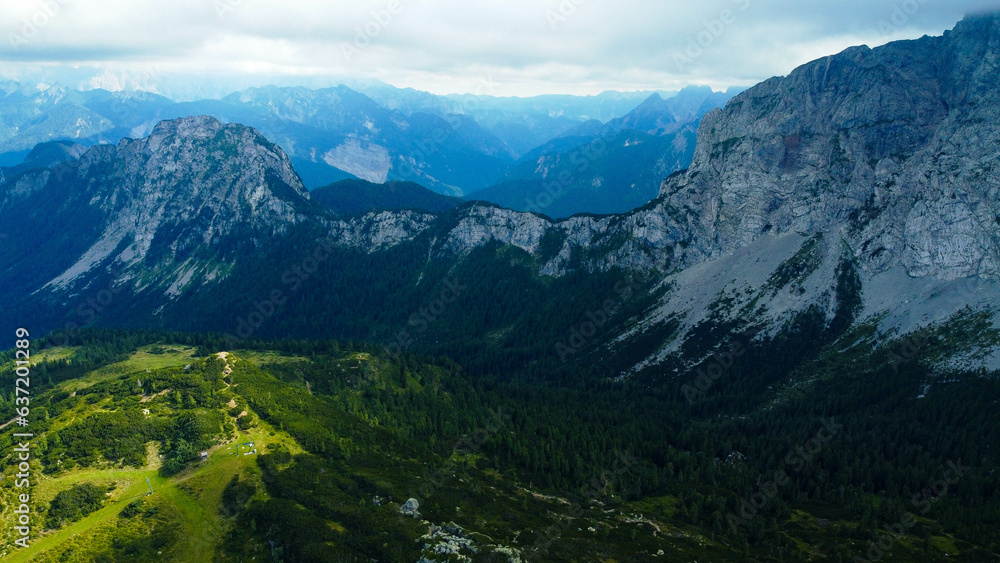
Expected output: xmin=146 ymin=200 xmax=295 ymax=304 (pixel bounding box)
xmin=1 ymin=0 xmax=996 ymax=97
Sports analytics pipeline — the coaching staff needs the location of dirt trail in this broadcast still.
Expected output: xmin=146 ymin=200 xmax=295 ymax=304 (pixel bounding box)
xmin=217 ymin=351 xmax=233 ymax=387
xmin=0 ymin=417 xmax=20 ymax=430
xmin=140 ymin=388 xmax=172 ymax=402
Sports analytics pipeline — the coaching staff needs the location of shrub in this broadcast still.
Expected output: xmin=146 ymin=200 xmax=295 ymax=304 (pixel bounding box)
xmin=46 ymin=483 xmax=108 ymax=529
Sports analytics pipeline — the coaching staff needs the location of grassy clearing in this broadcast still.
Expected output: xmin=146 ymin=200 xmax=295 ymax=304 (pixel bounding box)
xmin=2 ymin=347 xmax=303 ymax=561
xmin=27 ymin=347 xmax=75 ymax=365
xmin=3 ymin=415 xmax=302 ymax=562
xmin=57 ymin=344 xmax=199 ymax=393
xmin=5 ymin=467 xmax=163 ymax=562
xmin=232 ymin=350 xmax=309 ymax=367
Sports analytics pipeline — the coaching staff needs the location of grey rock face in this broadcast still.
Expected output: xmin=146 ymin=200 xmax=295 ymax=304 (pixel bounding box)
xmin=401 ymin=497 xmax=420 ymax=518
xmin=43 ymin=115 xmax=313 ymax=293
xmin=334 ymin=14 xmax=1000 ymax=285
xmin=442 ymin=205 xmax=550 ymax=255
xmin=660 ymin=13 xmax=1000 ymax=280
xmin=329 ymin=210 xmax=436 ymax=252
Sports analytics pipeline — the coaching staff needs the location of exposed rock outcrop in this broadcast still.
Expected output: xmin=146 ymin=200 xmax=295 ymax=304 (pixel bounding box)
xmin=28 ymin=115 xmax=314 ymax=294
xmin=662 ymin=13 xmax=1000 ymax=280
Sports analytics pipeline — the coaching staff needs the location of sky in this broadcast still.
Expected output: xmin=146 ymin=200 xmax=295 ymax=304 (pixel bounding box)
xmin=0 ymin=0 xmax=997 ymax=99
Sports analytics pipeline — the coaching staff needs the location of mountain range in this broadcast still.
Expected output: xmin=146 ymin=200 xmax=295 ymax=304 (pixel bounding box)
xmin=2 ymin=11 xmax=999 ymax=562
xmin=0 ymin=79 xmax=733 ymax=213
xmin=4 ymin=14 xmax=999 ymax=373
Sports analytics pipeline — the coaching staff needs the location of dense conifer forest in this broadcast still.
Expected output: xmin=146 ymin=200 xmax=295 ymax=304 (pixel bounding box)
xmin=2 ymin=327 xmax=996 ymax=560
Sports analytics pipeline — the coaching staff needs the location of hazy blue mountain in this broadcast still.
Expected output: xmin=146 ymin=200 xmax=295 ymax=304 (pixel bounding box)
xmin=355 ymin=80 xmax=675 ymax=157
xmin=0 ymin=80 xmax=674 ymax=198
xmin=3 ymin=14 xmax=1000 ymax=563
xmin=442 ymin=90 xmax=677 ymax=156
xmin=152 ymin=85 xmax=512 ymax=196
xmin=466 ymin=125 xmax=699 ymax=218
xmin=602 ymin=85 xmax=744 ymax=135
xmin=0 ymin=140 xmax=86 ymax=179
xmin=464 ymin=86 xmax=739 ymax=217
xmin=0 ymin=84 xmax=173 ymax=164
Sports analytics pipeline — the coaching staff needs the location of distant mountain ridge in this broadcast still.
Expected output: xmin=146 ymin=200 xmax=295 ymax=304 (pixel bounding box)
xmin=0 ymin=80 xmax=688 ymax=203
xmin=3 ymin=14 xmax=999 ymax=378
xmin=156 ymin=85 xmax=512 ymax=196
xmin=465 ymin=85 xmax=740 ymax=218
xmin=311 ymin=179 xmax=463 ymax=215
xmin=602 ymin=85 xmax=744 ymax=136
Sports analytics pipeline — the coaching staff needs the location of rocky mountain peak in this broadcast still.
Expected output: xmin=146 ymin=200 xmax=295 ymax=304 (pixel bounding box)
xmin=314 ymin=14 xmax=998 ymax=289
xmin=77 ymin=114 xmax=309 ymax=215
xmin=658 ymin=12 xmax=1000 ymax=280
xmin=33 ymin=115 xmax=313 ymax=294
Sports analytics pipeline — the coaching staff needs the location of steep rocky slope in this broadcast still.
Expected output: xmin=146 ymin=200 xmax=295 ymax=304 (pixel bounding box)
xmin=0 ymin=116 xmax=315 ymax=306
xmin=664 ymin=13 xmax=1000 ymax=279
xmin=324 ymin=13 xmax=1000 ymax=373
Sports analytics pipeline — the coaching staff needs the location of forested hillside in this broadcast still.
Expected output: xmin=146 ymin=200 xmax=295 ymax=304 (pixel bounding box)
xmin=1 ymin=331 xmax=997 ymax=561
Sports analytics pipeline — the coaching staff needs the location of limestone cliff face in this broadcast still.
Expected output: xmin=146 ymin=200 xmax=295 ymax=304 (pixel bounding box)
xmin=80 ymin=115 xmax=309 ymax=234
xmin=345 ymin=13 xmax=1000 ymax=284
xmin=328 ymin=210 xmax=436 ymax=252
xmin=40 ymin=115 xmax=314 ymax=293
xmin=313 ymin=13 xmax=1000 ymax=375
xmin=660 ymin=13 xmax=1000 ymax=280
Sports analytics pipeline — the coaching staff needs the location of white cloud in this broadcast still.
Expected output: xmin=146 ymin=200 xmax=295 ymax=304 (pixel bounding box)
xmin=0 ymin=0 xmax=996 ymax=97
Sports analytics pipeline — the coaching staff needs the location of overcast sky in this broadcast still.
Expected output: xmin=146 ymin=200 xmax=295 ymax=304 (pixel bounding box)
xmin=0 ymin=0 xmax=996 ymax=98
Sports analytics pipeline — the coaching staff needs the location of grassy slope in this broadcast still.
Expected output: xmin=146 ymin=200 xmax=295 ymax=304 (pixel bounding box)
xmin=0 ymin=345 xmax=303 ymax=562
xmin=6 ymin=423 xmax=286 ymax=563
